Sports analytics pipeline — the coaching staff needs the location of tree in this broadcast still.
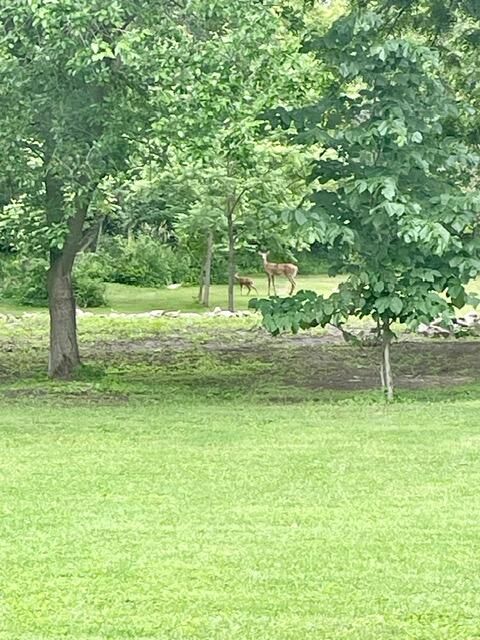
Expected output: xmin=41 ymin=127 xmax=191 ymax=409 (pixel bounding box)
xmin=149 ymin=0 xmax=325 ymax=312
xmin=0 ymin=1 xmax=199 ymax=377
xmin=252 ymin=8 xmax=480 ymax=400
xmin=157 ymin=144 xmax=312 ymax=309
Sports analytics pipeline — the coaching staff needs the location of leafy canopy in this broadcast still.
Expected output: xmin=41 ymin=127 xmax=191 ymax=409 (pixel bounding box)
xmin=252 ymin=8 xmax=480 ymax=334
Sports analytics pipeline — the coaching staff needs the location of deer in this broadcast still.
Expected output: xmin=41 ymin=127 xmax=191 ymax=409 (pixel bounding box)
xmin=259 ymin=251 xmax=298 ymax=296
xmin=234 ymin=273 xmax=258 ymax=296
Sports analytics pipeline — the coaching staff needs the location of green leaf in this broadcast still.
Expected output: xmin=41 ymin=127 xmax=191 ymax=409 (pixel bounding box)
xmin=384 ymin=202 xmax=405 ymax=216
xmin=390 ymin=296 xmax=403 ymax=315
xmin=381 ymin=178 xmax=396 ymax=201
xmin=294 ymin=210 xmax=307 ymax=226
xmin=412 ymin=131 xmax=423 ymax=143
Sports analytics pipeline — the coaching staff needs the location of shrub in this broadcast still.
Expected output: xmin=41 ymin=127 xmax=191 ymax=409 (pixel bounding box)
xmin=0 ymin=256 xmax=49 ymax=306
xmin=100 ymin=236 xmax=193 ymax=287
xmin=0 ymin=253 xmax=107 ymax=308
xmin=73 ymin=254 xmax=107 ymax=307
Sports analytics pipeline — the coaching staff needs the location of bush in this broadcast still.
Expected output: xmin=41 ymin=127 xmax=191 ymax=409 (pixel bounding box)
xmin=100 ymin=236 xmax=193 ymax=287
xmin=0 ymin=253 xmax=107 ymax=308
xmin=0 ymin=256 xmax=49 ymax=306
xmin=73 ymin=254 xmax=107 ymax=307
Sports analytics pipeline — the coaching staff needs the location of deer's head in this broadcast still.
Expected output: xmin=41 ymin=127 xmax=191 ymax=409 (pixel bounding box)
xmin=258 ymin=251 xmax=269 ymax=260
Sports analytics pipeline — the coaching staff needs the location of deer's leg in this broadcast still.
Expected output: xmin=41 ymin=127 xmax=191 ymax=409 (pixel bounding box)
xmin=272 ymin=276 xmax=277 ymax=296
xmin=288 ymin=276 xmax=296 ymax=296
xmin=267 ymin=275 xmax=271 ymax=296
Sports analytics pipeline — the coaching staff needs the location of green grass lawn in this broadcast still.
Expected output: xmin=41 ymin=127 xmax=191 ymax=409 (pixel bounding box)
xmin=1 ymin=397 xmax=480 ymax=639
xmin=1 ymin=271 xmax=478 ymax=315
xmin=104 ymin=274 xmax=342 ymax=313
xmin=1 ymin=287 xmax=480 ymax=639
xmin=0 ymin=275 xmax=341 ymax=315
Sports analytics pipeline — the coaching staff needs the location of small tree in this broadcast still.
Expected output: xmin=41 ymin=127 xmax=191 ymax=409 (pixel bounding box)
xmin=252 ymin=9 xmax=480 ymax=400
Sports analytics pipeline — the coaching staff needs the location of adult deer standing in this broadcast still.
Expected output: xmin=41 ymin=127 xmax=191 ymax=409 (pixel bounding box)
xmin=259 ymin=251 xmax=298 ymax=296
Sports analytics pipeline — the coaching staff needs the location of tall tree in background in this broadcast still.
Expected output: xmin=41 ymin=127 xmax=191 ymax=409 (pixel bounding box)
xmin=154 ymin=0 xmax=326 ymax=312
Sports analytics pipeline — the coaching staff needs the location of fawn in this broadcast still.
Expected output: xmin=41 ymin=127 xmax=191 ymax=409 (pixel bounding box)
xmin=234 ymin=273 xmax=258 ymax=296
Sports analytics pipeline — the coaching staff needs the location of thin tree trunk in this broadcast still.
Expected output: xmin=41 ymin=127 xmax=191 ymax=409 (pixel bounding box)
xmin=202 ymin=230 xmax=213 ymax=307
xmin=227 ymin=201 xmax=235 ymax=313
xmin=382 ymin=322 xmax=394 ymax=402
xmin=198 ymin=267 xmax=204 ymax=303
xmin=47 ymin=254 xmax=80 ymax=379
xmin=93 ymin=217 xmax=104 ymax=252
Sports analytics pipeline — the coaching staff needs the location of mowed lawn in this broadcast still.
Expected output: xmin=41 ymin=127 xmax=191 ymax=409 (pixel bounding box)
xmin=0 ymin=274 xmax=341 ymax=316
xmin=104 ymin=274 xmax=343 ymax=313
xmin=1 ymin=398 xmax=480 ymax=639
xmin=1 ymin=272 xmax=479 ymax=315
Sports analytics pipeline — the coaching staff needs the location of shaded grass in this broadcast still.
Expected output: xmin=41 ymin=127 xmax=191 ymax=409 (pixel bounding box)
xmin=1 ymin=313 xmax=480 ymax=401
xmin=1 ymin=399 xmax=480 ymax=639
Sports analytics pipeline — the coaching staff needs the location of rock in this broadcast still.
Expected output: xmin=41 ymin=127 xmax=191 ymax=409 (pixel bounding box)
xmin=164 ymin=311 xmax=181 ymax=318
xmin=418 ymin=324 xmax=448 ymax=337
xmin=166 ymin=283 xmax=182 ymax=289
xmin=463 ymin=311 xmax=480 ymax=325
xmin=148 ymin=310 xmax=165 ymax=317
xmin=430 ymin=325 xmax=451 ymax=337
xmin=76 ymin=308 xmax=93 ymax=317
xmin=215 ymin=310 xmax=235 ymax=317
xmin=417 ymin=323 xmax=430 ymax=335
xmin=326 ymin=324 xmax=343 ymax=337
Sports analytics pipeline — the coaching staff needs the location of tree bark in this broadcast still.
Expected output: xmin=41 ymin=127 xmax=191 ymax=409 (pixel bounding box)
xmin=227 ymin=201 xmax=235 ymax=313
xmin=45 ymin=175 xmax=97 ymax=379
xmin=198 ymin=267 xmax=204 ymax=303
xmin=382 ymin=322 xmax=394 ymax=402
xmin=202 ymin=229 xmax=213 ymax=307
xmin=47 ymin=253 xmax=80 ymax=379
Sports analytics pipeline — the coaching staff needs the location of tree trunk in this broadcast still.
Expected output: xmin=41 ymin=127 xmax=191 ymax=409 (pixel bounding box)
xmin=202 ymin=230 xmax=213 ymax=307
xmin=45 ymin=174 xmax=97 ymax=379
xmin=47 ymin=254 xmax=80 ymax=379
xmin=42 ymin=122 xmax=103 ymax=379
xmin=382 ymin=323 xmax=394 ymax=402
xmin=227 ymin=203 xmax=235 ymax=313
xmin=93 ymin=217 xmax=104 ymax=253
xmin=198 ymin=267 xmax=204 ymax=303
